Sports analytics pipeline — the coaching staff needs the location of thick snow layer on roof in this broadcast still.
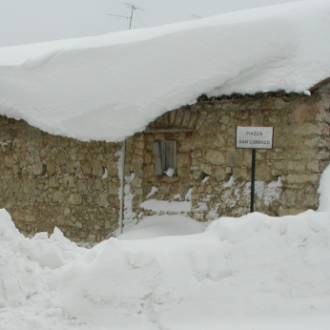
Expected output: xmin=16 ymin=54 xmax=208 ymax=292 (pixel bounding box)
xmin=0 ymin=0 xmax=329 ymax=141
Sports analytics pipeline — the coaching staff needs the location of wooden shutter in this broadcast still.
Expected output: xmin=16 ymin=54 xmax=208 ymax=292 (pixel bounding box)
xmin=153 ymin=140 xmax=177 ymax=176
xmin=165 ymin=140 xmax=176 ymax=173
xmin=160 ymin=141 xmax=166 ymax=173
xmin=153 ymin=141 xmax=163 ymax=176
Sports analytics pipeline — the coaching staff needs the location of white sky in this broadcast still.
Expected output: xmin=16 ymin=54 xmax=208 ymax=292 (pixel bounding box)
xmin=0 ymin=0 xmax=302 ymax=47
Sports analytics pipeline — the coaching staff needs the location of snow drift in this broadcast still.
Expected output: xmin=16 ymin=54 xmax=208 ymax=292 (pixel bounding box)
xmin=60 ymin=211 xmax=330 ymax=329
xmin=1 ymin=208 xmax=330 ymax=330
xmin=0 ymin=0 xmax=329 ymax=141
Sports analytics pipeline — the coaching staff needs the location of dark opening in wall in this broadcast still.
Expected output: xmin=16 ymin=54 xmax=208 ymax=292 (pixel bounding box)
xmin=153 ymin=140 xmax=177 ymax=176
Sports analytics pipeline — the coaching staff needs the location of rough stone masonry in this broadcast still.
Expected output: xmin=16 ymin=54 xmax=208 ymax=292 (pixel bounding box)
xmin=126 ymin=80 xmax=330 ymax=225
xmin=0 ymin=117 xmax=121 ymax=242
xmin=0 ymin=80 xmax=329 ymax=242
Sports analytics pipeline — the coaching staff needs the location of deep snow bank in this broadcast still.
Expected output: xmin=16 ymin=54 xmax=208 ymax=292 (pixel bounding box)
xmin=0 ymin=209 xmax=82 ymax=308
xmin=0 ymin=0 xmax=329 ymax=141
xmin=2 ymin=209 xmax=330 ymax=329
xmin=57 ymin=211 xmax=330 ymax=329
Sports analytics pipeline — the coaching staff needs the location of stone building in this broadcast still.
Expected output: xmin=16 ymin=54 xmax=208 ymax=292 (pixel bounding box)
xmin=0 ymin=79 xmax=329 ymax=242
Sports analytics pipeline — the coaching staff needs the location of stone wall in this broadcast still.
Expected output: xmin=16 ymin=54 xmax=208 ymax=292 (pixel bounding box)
xmin=0 ymin=116 xmax=121 ymax=242
xmin=131 ymin=87 xmax=330 ymax=221
xmin=0 ymin=83 xmax=329 ymax=241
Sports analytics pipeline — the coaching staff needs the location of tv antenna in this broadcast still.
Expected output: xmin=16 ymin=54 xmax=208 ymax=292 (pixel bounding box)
xmin=106 ymin=2 xmax=143 ymax=30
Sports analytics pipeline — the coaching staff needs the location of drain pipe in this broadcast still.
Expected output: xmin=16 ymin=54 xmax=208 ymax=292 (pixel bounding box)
xmin=119 ymin=139 xmax=127 ymax=234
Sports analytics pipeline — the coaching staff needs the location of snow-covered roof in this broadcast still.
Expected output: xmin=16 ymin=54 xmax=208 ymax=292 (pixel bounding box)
xmin=0 ymin=0 xmax=329 ymax=142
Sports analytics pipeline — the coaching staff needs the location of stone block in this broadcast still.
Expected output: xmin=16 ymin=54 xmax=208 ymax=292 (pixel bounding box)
xmin=200 ymin=163 xmax=213 ymax=176
xmin=177 ymin=167 xmax=190 ymax=177
xmin=68 ymin=194 xmax=82 ymax=205
xmin=179 ymin=139 xmax=193 ymax=152
xmin=315 ymin=149 xmax=330 ymax=160
xmin=177 ymin=153 xmax=190 ymax=167
xmin=227 ymin=151 xmax=242 ymax=167
xmin=47 ymin=162 xmax=57 ymax=176
xmin=204 ymin=150 xmax=225 ymax=165
xmin=53 ymin=191 xmax=64 ymax=203
xmin=213 ymin=135 xmax=226 ymax=148
xmin=214 ymin=167 xmax=227 ymax=181
xmin=32 ymin=162 xmax=43 ymax=176
xmin=287 ymin=161 xmax=305 ymax=172
xmin=97 ymin=193 xmax=109 ymax=208
xmin=285 ymin=174 xmax=319 ymax=185
xmin=191 ymin=150 xmax=202 ymax=159
xmin=255 ymin=164 xmax=272 ymax=181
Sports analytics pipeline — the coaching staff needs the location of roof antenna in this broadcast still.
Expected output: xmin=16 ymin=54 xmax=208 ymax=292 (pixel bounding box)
xmin=106 ymin=2 xmax=143 ymax=30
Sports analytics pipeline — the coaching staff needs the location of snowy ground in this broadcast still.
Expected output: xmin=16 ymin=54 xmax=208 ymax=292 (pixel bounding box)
xmin=119 ymin=215 xmax=206 ymax=240
xmin=1 ymin=204 xmax=330 ymax=330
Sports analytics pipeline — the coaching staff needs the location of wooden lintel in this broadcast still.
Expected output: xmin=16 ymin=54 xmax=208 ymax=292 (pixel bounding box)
xmin=144 ymin=128 xmax=193 ymax=134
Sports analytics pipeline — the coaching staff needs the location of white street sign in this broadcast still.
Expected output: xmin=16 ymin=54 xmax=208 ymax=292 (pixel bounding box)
xmin=236 ymin=126 xmax=273 ymax=149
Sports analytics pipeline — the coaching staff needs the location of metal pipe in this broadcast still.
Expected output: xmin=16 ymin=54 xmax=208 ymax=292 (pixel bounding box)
xmin=119 ymin=139 xmax=127 ymax=234
xmin=250 ymin=148 xmax=256 ymax=213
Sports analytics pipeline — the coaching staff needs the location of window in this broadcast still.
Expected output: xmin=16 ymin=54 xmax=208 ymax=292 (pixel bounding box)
xmin=153 ymin=140 xmax=177 ymax=176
